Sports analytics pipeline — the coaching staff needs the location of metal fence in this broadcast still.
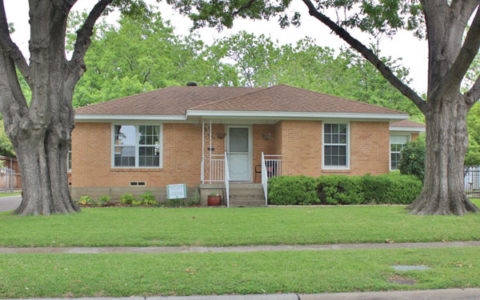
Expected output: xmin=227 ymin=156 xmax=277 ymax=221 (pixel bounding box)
xmin=465 ymin=167 xmax=480 ymax=197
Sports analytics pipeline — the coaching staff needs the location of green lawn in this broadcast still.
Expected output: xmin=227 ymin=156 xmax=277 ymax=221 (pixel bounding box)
xmin=1 ymin=247 xmax=480 ymax=298
xmin=0 ymin=192 xmax=20 ymax=198
xmin=0 ymin=201 xmax=479 ymax=247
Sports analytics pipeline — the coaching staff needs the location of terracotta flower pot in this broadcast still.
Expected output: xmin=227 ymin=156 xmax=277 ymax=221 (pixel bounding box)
xmin=207 ymin=195 xmax=221 ymax=206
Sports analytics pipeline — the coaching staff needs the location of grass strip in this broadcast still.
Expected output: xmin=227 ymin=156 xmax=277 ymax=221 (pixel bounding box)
xmin=0 ymin=202 xmax=479 ymax=247
xmin=0 ymin=247 xmax=479 ymax=298
xmin=0 ymin=192 xmax=20 ymax=198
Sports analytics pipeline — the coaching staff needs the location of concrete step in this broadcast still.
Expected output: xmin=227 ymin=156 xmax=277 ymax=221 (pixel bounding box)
xmin=229 ymin=183 xmax=263 ymax=189
xmin=229 ymin=189 xmax=264 ymax=196
xmin=229 ymin=199 xmax=266 ymax=207
xmin=228 ymin=183 xmax=265 ymax=207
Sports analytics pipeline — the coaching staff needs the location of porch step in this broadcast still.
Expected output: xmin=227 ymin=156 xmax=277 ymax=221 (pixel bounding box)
xmin=228 ymin=183 xmax=265 ymax=207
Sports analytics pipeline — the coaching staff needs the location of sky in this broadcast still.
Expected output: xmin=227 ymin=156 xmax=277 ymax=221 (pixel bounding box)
xmin=4 ymin=0 xmax=429 ymax=93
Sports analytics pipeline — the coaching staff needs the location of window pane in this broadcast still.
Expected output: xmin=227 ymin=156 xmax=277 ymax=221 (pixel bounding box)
xmin=332 ymin=134 xmax=339 ymax=143
xmin=139 ymin=125 xmax=160 ymax=145
xmin=390 ymin=135 xmax=409 ymax=144
xmin=391 ymin=153 xmax=401 ymax=170
xmin=139 ymin=146 xmax=160 ymax=167
xmin=324 ymin=145 xmax=347 ymax=167
xmin=324 ymin=133 xmax=331 ymax=144
xmin=114 ymin=146 xmax=135 ymax=167
xmin=229 ymin=128 xmax=248 ymax=152
xmin=324 ymin=124 xmax=331 ymax=134
xmin=115 ymin=125 xmax=136 ymax=146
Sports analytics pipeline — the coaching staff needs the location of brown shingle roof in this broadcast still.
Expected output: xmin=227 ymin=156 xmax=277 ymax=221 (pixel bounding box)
xmin=390 ymin=120 xmax=425 ymax=128
xmin=76 ymin=86 xmax=265 ymax=115
xmin=75 ymin=84 xmax=406 ymax=116
xmin=190 ymin=85 xmax=404 ymax=114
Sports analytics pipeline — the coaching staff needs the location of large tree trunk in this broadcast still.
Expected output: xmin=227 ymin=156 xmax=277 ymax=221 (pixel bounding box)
xmin=10 ymin=119 xmax=78 ymax=216
xmin=408 ymin=95 xmax=479 ymax=215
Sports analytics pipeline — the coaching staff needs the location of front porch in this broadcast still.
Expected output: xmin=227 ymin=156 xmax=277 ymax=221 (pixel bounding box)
xmin=199 ymin=121 xmax=283 ymax=207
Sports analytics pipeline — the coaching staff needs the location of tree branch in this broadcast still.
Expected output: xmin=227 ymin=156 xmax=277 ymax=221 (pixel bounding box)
xmin=51 ymin=0 xmax=77 ymax=15
xmin=68 ymin=0 xmax=112 ymax=83
xmin=431 ymin=5 xmax=480 ymax=100
xmin=301 ymin=0 xmax=426 ymax=113
xmin=233 ymin=0 xmax=256 ymax=16
xmin=0 ymin=0 xmax=31 ymax=86
xmin=465 ymin=75 xmax=480 ymax=106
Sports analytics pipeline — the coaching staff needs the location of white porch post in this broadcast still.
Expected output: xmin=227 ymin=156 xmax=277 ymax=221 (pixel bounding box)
xmin=209 ymin=120 xmax=212 ymax=184
xmin=201 ymin=120 xmax=205 ymax=184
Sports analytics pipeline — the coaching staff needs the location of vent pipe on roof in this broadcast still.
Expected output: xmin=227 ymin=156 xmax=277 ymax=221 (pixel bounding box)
xmin=186 ymin=82 xmax=198 ymax=86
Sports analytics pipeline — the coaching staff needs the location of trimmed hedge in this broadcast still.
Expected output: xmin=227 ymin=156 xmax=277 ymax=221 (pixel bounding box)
xmin=268 ymin=174 xmax=422 ymax=205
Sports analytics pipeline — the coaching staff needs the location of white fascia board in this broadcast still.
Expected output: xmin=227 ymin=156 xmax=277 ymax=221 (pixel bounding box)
xmin=75 ymin=114 xmax=187 ymax=122
xmin=389 ymin=126 xmax=425 ymax=132
xmin=187 ymin=110 xmax=409 ymax=120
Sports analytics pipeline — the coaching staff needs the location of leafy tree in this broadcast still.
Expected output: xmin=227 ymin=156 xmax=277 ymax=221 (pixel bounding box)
xmin=399 ymin=139 xmax=425 ymax=181
xmin=215 ymin=32 xmax=422 ymax=119
xmin=0 ymin=121 xmax=14 ymax=157
xmin=73 ymin=12 xmax=240 ymax=107
xmin=170 ymin=0 xmax=480 ymax=215
xmin=0 ymin=0 xmax=155 ymax=215
xmin=466 ymin=103 xmax=480 ymax=168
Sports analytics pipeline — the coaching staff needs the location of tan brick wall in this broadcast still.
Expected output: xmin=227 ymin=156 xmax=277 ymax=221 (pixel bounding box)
xmin=279 ymin=120 xmax=323 ymax=177
xmin=411 ymin=132 xmax=419 ymax=140
xmin=72 ymin=120 xmax=391 ymax=192
xmin=277 ymin=120 xmax=390 ymax=177
xmin=347 ymin=121 xmax=390 ymax=175
xmin=72 ymin=122 xmax=202 ymax=188
xmin=252 ymin=124 xmax=277 ymax=182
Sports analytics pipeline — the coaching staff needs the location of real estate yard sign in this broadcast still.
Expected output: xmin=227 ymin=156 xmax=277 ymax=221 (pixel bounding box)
xmin=167 ymin=184 xmax=187 ymax=199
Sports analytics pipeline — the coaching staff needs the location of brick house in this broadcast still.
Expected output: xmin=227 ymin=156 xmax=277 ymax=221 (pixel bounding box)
xmin=71 ymin=84 xmax=424 ymax=206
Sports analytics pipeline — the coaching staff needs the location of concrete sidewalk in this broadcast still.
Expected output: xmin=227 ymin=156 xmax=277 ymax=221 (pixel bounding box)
xmin=1 ymin=241 xmax=480 ymax=254
xmin=4 ymin=289 xmax=480 ymax=300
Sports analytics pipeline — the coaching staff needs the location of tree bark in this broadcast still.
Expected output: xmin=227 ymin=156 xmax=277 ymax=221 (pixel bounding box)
xmin=13 ymin=126 xmax=78 ymax=215
xmin=0 ymin=0 xmax=110 ymax=215
xmin=408 ymin=94 xmax=479 ymax=215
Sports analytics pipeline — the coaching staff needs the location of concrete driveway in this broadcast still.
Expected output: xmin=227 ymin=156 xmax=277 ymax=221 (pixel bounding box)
xmin=0 ymin=195 xmax=21 ymax=212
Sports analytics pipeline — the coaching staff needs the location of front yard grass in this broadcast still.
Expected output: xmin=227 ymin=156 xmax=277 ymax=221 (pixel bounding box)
xmin=1 ymin=247 xmax=480 ymax=298
xmin=0 ymin=192 xmax=20 ymax=198
xmin=0 ymin=201 xmax=479 ymax=247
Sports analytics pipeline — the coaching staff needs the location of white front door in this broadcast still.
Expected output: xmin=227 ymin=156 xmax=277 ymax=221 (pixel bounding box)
xmin=227 ymin=126 xmax=251 ymax=181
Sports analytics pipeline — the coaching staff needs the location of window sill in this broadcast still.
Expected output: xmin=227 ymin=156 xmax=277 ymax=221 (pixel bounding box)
xmin=111 ymin=168 xmax=163 ymax=172
xmin=321 ymin=168 xmax=351 ymax=174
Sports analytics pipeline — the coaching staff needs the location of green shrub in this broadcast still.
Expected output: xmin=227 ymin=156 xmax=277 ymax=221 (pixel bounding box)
xmin=139 ymin=191 xmax=157 ymax=206
xmin=317 ymin=175 xmax=364 ymax=205
xmin=268 ymin=176 xmax=318 ymax=205
xmin=362 ymin=174 xmax=422 ymax=204
xmin=78 ymin=195 xmax=94 ymax=206
xmin=120 ymin=193 xmax=135 ymax=205
xmin=131 ymin=199 xmax=144 ymax=206
xmin=399 ymin=139 xmax=425 ymax=181
xmin=268 ymin=174 xmax=422 ymax=205
xmin=97 ymin=195 xmax=111 ymax=206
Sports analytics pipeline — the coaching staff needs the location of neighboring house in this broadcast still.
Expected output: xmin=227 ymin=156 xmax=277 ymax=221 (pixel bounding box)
xmin=0 ymin=155 xmax=21 ymax=191
xmin=72 ymin=84 xmax=424 ymax=206
xmin=389 ymin=119 xmax=425 ymax=170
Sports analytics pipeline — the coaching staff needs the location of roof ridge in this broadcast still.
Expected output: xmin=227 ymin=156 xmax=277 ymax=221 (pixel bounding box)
xmin=283 ymin=85 xmax=408 ymax=115
xmin=188 ymin=86 xmax=271 ymax=110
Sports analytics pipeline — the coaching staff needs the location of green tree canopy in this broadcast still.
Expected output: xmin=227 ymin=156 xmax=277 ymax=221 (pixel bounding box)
xmin=72 ymin=12 xmax=240 ymax=107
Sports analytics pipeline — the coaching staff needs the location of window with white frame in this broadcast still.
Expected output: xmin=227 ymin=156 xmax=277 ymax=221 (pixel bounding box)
xmin=390 ymin=135 xmax=409 ymax=170
xmin=324 ymin=123 xmax=348 ymax=168
xmin=113 ymin=125 xmax=162 ymax=168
